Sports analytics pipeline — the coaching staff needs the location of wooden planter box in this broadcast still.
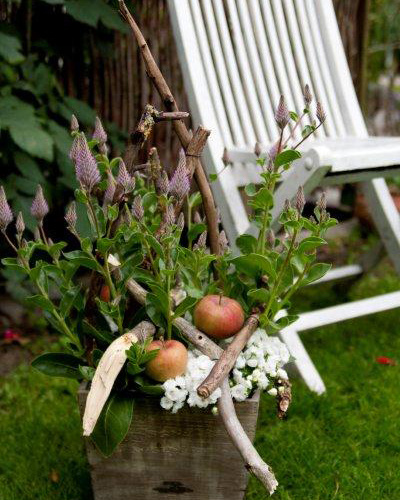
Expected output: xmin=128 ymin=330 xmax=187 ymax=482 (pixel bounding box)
xmin=78 ymin=385 xmax=260 ymax=500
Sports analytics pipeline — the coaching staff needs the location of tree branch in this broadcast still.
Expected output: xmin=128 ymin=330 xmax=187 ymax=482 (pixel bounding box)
xmin=197 ymin=314 xmax=260 ymax=399
xmin=119 ymin=0 xmax=220 ymax=256
xmin=219 ymin=379 xmax=278 ymax=495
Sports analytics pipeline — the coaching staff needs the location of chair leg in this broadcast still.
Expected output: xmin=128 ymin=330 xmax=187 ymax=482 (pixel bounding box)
xmin=279 ymin=328 xmax=326 ymax=394
xmin=361 ymin=178 xmax=400 ymax=275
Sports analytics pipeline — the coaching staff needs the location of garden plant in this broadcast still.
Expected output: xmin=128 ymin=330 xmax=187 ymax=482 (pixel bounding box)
xmin=0 ymin=2 xmax=336 ymax=496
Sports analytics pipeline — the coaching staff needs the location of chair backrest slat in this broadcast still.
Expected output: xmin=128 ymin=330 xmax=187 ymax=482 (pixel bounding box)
xmin=235 ymin=1 xmax=279 ymax=140
xmin=303 ymin=0 xmax=347 ymax=136
xmin=209 ymin=0 xmax=257 ymax=145
xmin=189 ymin=0 xmax=234 ymax=147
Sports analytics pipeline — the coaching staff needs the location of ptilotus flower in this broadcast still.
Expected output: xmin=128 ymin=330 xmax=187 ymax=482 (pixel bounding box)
xmin=69 ymin=134 xmax=80 ymax=161
xmin=268 ymin=141 xmax=279 ymax=167
xmin=295 ymin=186 xmax=306 ymax=214
xmin=70 ymin=114 xmax=79 ymax=132
xmin=164 ymin=204 xmax=176 ymax=226
xmin=176 ymin=212 xmax=185 ymax=230
xmin=266 ymin=228 xmax=275 ymax=248
xmin=31 ymin=185 xmax=49 ymax=223
xmin=74 ymin=134 xmax=101 ymax=192
xmin=16 ymin=212 xmax=25 ymax=236
xmin=0 ymin=186 xmax=13 ymax=231
xmin=303 ymin=84 xmax=313 ymax=107
xmin=132 ymin=195 xmax=144 ymax=221
xmin=103 ymin=174 xmax=116 ymax=207
xmin=317 ymin=191 xmax=327 ymax=211
xmin=219 ymin=230 xmax=229 ymax=253
xmin=254 ymin=141 xmax=262 ymax=158
xmin=284 ymin=199 xmax=291 ymax=212
xmin=194 ymin=230 xmax=207 ymax=250
xmin=193 ymin=211 xmax=203 ymax=224
xmin=92 ymin=116 xmax=107 ymax=144
xmin=65 ymin=201 xmax=77 ymax=229
xmin=316 ymin=101 xmax=326 ymax=124
xmin=275 ymin=95 xmax=289 ymax=129
xmin=156 ymin=171 xmax=170 ymax=196
xmin=170 ymin=150 xmax=190 ymax=200
xmin=117 ymin=160 xmax=135 ymax=193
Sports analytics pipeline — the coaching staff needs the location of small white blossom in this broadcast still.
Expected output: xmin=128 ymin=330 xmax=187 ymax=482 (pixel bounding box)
xmin=268 ymin=388 xmax=278 ymax=397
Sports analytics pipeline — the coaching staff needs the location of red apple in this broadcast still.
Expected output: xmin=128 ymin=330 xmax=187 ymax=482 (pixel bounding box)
xmin=145 ymin=339 xmax=188 ymax=382
xmin=194 ymin=295 xmax=245 ymax=339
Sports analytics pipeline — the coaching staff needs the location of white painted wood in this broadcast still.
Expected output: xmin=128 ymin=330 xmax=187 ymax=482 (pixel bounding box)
xmin=279 ymin=328 xmax=326 ymax=394
xmin=168 ymin=0 xmax=400 ymax=393
xmin=288 ymin=291 xmax=400 ymax=332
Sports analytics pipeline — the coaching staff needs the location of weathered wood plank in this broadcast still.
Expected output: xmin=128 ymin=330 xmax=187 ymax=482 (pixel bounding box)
xmin=78 ymin=386 xmax=260 ymax=500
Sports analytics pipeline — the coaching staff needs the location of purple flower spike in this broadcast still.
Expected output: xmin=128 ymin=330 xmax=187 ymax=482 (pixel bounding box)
xmin=132 ymin=195 xmax=144 ymax=221
xmin=74 ymin=134 xmax=101 ymax=192
xmin=164 ymin=204 xmax=176 ymax=226
xmin=194 ymin=230 xmax=207 ymax=250
xmin=65 ymin=202 xmax=77 ymax=229
xmin=316 ymin=101 xmax=326 ymax=123
xmin=295 ymin=186 xmax=305 ymax=214
xmin=31 ymin=185 xmax=49 ymax=222
xmin=92 ymin=116 xmax=107 ymax=144
xmin=156 ymin=171 xmax=170 ymax=196
xmin=16 ymin=212 xmax=25 ymax=235
xmin=303 ymin=85 xmax=313 ymax=107
xmin=103 ymin=175 xmax=116 ymax=207
xmin=219 ymin=230 xmax=229 ymax=253
xmin=117 ymin=160 xmax=134 ymax=193
xmin=170 ymin=150 xmax=190 ymax=200
xmin=70 ymin=114 xmax=79 ymax=132
xmin=275 ymin=95 xmax=289 ymax=129
xmin=0 ymin=186 xmax=13 ymax=231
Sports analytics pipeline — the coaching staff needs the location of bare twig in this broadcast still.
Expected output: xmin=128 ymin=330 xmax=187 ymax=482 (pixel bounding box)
xmin=219 ymin=379 xmax=278 ymax=495
xmin=197 ymin=314 xmax=260 ymax=399
xmin=119 ymin=0 xmax=220 ymax=256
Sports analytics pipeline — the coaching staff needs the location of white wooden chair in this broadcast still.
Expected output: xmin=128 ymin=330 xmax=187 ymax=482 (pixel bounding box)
xmin=167 ymin=0 xmax=400 ymax=393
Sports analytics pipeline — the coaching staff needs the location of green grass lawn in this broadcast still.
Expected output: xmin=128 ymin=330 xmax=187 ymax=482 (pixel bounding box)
xmin=1 ymin=263 xmax=400 ymax=500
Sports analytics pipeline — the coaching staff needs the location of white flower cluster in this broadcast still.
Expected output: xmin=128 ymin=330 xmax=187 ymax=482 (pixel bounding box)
xmin=230 ymin=328 xmax=290 ymax=401
xmin=160 ymin=350 xmax=221 ymax=413
xmin=160 ymin=329 xmax=290 ymax=412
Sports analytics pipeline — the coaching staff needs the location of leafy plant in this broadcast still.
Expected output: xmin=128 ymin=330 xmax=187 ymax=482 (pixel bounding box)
xmin=0 ymin=84 xmax=335 ymax=457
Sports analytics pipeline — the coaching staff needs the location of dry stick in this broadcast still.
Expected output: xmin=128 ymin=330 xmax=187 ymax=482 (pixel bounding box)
xmin=219 ymin=379 xmax=278 ymax=494
xmin=124 ymin=276 xmax=277 ymax=493
xmin=197 ymin=314 xmax=260 ymax=399
xmin=119 ymin=0 xmax=220 ymax=257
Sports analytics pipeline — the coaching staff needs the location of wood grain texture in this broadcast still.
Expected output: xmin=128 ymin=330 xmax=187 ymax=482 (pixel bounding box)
xmin=78 ymin=386 xmax=260 ymax=500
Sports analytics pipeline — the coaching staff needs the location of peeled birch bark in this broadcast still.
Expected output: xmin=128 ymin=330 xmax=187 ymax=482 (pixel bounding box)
xmin=82 ymin=321 xmax=155 ymax=436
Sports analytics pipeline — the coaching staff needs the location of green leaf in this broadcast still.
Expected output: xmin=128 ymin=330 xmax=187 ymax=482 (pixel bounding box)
xmin=48 ymin=120 xmax=72 ymax=156
xmin=91 ymin=392 xmax=134 ymax=457
xmin=13 ymin=152 xmax=46 ymax=183
xmin=82 ymin=320 xmax=114 ymax=345
xmin=63 ymin=250 xmax=102 ymax=272
xmin=1 ymin=257 xmax=26 ymax=273
xmin=60 ymin=285 xmax=82 ymax=316
xmin=245 ymin=183 xmax=257 ymax=196
xmin=79 ymin=365 xmax=95 ymax=381
xmin=297 ymin=236 xmax=326 ymax=254
xmin=188 ymin=192 xmax=202 ymax=208
xmin=209 ymin=173 xmax=218 ymax=182
xmin=25 ymin=294 xmax=54 ymax=313
xmin=274 ymin=150 xmax=301 ymax=168
xmin=134 ymin=375 xmax=165 ymax=396
xmin=289 ymin=111 xmax=299 ymax=121
xmin=64 ymin=96 xmax=96 ymax=125
xmin=32 ymin=353 xmax=82 ymax=379
xmin=9 ymin=123 xmax=54 ymax=161
xmin=65 ymin=0 xmax=101 ymax=27
xmin=232 ymin=253 xmax=276 ymax=280
xmin=0 ymin=32 xmax=24 ymax=64
xmin=0 ymin=95 xmax=36 ymax=129
xmin=236 ymin=234 xmax=258 ymax=254
xmin=248 ymin=288 xmax=270 ymax=304
xmin=172 ymin=296 xmax=198 ymax=319
xmin=303 ymin=263 xmax=331 ymax=285
xmin=188 ymin=223 xmax=206 ymax=243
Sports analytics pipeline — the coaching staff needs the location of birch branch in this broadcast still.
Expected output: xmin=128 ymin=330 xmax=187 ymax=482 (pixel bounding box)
xmin=219 ymin=379 xmax=278 ymax=495
xmin=82 ymin=320 xmax=155 ymax=436
xmin=197 ymin=314 xmax=260 ymax=399
xmin=118 ymin=0 xmax=220 ymax=257
xmin=124 ymin=275 xmax=278 ymax=492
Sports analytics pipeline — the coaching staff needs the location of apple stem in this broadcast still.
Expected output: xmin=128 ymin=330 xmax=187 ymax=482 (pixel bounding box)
xmin=219 ymin=293 xmax=223 ymax=306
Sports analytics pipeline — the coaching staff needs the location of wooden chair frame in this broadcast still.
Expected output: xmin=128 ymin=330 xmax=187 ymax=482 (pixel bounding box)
xmin=167 ymin=0 xmax=400 ymax=392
